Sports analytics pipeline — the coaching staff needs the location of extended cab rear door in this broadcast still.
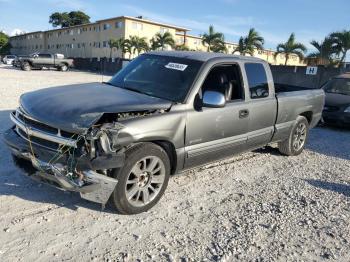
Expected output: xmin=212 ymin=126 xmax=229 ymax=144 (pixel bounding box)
xmin=242 ymin=62 xmax=277 ymax=149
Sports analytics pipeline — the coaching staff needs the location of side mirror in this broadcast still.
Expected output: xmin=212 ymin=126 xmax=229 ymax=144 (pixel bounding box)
xmin=202 ymin=90 xmax=226 ymax=108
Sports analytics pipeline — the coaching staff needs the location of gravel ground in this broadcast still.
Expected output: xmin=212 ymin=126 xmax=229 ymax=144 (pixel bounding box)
xmin=0 ymin=65 xmax=350 ymax=261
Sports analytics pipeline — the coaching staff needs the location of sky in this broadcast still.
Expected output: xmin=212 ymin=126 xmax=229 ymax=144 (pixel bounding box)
xmin=0 ymin=0 xmax=349 ymax=60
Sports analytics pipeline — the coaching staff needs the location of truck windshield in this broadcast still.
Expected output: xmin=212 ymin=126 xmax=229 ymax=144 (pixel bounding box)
xmin=108 ymin=54 xmax=203 ymax=102
xmin=323 ymin=78 xmax=350 ymax=96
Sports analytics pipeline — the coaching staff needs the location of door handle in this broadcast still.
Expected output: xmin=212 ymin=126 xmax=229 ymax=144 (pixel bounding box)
xmin=239 ymin=109 xmax=249 ymax=118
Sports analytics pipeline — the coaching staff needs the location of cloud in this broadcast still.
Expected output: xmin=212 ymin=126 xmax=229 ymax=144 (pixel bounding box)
xmin=10 ymin=28 xmax=26 ymax=36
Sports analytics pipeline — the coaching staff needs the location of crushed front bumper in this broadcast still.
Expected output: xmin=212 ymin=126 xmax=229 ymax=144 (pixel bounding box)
xmin=3 ymin=127 xmax=124 ymax=205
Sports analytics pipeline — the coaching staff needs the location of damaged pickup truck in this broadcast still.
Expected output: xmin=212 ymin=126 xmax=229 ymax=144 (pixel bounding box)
xmin=3 ymin=51 xmax=325 ymax=214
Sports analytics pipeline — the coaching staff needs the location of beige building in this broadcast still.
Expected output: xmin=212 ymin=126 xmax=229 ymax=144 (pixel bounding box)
xmin=10 ymin=15 xmax=305 ymax=65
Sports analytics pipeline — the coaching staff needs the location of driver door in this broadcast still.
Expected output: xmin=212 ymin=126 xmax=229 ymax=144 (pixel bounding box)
xmin=184 ymin=63 xmax=249 ymax=168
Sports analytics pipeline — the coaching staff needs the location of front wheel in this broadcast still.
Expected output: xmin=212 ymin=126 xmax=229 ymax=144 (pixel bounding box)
xmin=278 ymin=116 xmax=309 ymax=156
xmin=111 ymin=143 xmax=170 ymax=214
xmin=22 ymin=62 xmax=31 ymax=71
xmin=59 ymin=64 xmax=68 ymax=71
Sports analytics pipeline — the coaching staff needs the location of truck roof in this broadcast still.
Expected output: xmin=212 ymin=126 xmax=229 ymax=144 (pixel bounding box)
xmin=148 ymin=51 xmax=265 ymax=63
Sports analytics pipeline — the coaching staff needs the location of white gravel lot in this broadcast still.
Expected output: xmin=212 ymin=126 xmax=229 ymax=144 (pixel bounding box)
xmin=0 ymin=64 xmax=350 ymax=261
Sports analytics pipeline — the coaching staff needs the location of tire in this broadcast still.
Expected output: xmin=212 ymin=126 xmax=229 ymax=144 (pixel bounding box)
xmin=278 ymin=116 xmax=309 ymax=156
xmin=22 ymin=62 xmax=31 ymax=71
xmin=111 ymin=143 xmax=170 ymax=214
xmin=59 ymin=64 xmax=68 ymax=71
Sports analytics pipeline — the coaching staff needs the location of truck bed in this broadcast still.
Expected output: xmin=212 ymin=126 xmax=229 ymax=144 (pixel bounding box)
xmin=273 ymin=84 xmax=325 ymax=138
xmin=274 ymin=83 xmax=315 ymax=93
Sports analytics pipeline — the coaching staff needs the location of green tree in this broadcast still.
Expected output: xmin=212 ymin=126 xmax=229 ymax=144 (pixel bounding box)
xmin=49 ymin=11 xmax=90 ymax=28
xmin=308 ymin=37 xmax=339 ymax=66
xmin=0 ymin=32 xmax=11 ymax=55
xmin=129 ymin=35 xmax=149 ymax=55
xmin=211 ymin=38 xmax=227 ymax=53
xmin=108 ymin=37 xmax=126 ymax=58
xmin=123 ymin=39 xmax=133 ymax=59
xmin=202 ymin=25 xmax=224 ymax=52
xmin=330 ymin=30 xmax=350 ymax=65
xmin=153 ymin=32 xmax=175 ymax=50
xmin=233 ymin=28 xmax=264 ymax=56
xmin=275 ymin=33 xmax=307 ymax=65
xmin=175 ymin=44 xmax=190 ymax=51
xmin=233 ymin=37 xmax=245 ymax=55
xmin=150 ymin=37 xmax=161 ymax=50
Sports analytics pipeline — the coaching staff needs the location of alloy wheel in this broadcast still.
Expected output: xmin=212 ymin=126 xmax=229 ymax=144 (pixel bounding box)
xmin=125 ymin=156 xmax=166 ymax=207
xmin=292 ymin=122 xmax=307 ymax=151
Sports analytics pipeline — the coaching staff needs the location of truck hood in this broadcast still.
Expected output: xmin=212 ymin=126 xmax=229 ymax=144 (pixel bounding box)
xmin=20 ymin=82 xmax=172 ymax=133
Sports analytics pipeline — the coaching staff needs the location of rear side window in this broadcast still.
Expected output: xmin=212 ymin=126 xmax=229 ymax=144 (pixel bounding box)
xmin=245 ymin=63 xmax=269 ymax=99
xmin=38 ymin=54 xmax=52 ymax=58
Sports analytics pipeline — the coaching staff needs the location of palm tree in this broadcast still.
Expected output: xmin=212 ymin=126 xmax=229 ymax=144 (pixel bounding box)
xmin=175 ymin=44 xmax=190 ymax=51
xmin=108 ymin=37 xmax=126 ymax=58
xmin=233 ymin=37 xmax=245 ymax=55
xmin=129 ymin=35 xmax=149 ymax=56
xmin=211 ymin=38 xmax=227 ymax=53
xmin=308 ymin=37 xmax=339 ymax=66
xmin=330 ymin=30 xmax=350 ymax=65
xmin=153 ymin=32 xmax=175 ymax=50
xmin=275 ymin=33 xmax=307 ymax=65
xmin=123 ymin=39 xmax=133 ymax=59
xmin=202 ymin=25 xmax=224 ymax=52
xmin=150 ymin=37 xmax=160 ymax=50
xmin=233 ymin=28 xmax=264 ymax=56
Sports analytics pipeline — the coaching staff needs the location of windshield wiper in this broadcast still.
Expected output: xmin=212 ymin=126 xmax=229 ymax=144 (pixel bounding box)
xmin=122 ymin=86 xmax=151 ymax=96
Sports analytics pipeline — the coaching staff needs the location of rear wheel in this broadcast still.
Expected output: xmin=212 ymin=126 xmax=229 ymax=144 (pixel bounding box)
xmin=22 ymin=62 xmax=31 ymax=71
xmin=278 ymin=116 xmax=309 ymax=156
xmin=111 ymin=143 xmax=170 ymax=214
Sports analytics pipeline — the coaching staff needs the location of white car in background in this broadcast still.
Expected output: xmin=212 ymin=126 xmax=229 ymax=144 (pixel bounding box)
xmin=2 ymin=55 xmax=17 ymax=65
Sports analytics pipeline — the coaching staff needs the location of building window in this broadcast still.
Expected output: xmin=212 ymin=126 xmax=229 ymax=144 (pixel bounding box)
xmin=77 ymin=43 xmax=81 ymax=48
xmin=132 ymin=22 xmax=143 ymax=31
xmin=103 ymin=41 xmax=108 ymax=48
xmin=77 ymin=28 xmax=82 ymax=34
xmin=103 ymin=23 xmax=111 ymax=30
xmin=115 ymin=21 xmax=123 ymax=28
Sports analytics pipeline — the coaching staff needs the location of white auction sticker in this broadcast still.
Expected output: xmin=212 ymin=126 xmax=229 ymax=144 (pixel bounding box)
xmin=165 ymin=62 xmax=188 ymax=71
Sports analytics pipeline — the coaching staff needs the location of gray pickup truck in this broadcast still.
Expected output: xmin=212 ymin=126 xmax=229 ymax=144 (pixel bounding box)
xmin=20 ymin=53 xmax=73 ymax=71
xmin=3 ymin=51 xmax=325 ymax=214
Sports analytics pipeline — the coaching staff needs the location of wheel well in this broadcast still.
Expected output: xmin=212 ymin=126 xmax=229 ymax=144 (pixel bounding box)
xmin=152 ymin=141 xmax=177 ymax=175
xmin=300 ymin=111 xmax=313 ymax=123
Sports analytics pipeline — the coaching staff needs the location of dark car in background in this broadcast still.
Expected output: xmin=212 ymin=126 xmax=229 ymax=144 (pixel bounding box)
xmin=322 ymin=73 xmax=350 ymax=127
